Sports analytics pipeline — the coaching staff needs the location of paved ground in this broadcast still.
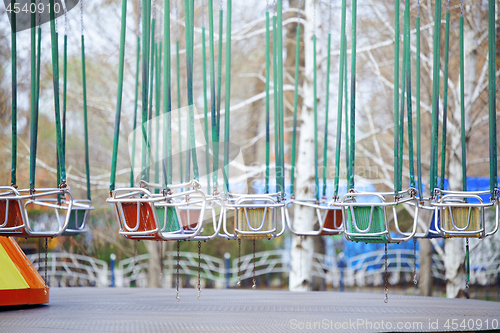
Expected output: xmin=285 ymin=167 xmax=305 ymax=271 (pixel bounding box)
xmin=0 ymin=288 xmax=499 ymax=332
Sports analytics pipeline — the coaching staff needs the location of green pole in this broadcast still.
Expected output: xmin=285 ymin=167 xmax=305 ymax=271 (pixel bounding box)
xmin=141 ymin=0 xmax=151 ymax=183
xmin=393 ymin=0 xmax=400 ymax=195
xmin=11 ymin=0 xmax=17 ymax=186
xmin=202 ymin=24 xmax=211 ymax=193
xmin=155 ymin=44 xmax=161 ymax=191
xmin=487 ymin=0 xmax=497 ymax=194
xmin=176 ymin=41 xmax=183 ymax=183
xmin=131 ymin=36 xmax=141 ymax=187
xmin=110 ymin=0 xmax=128 ymax=191
xmin=441 ymin=8 xmax=450 ymax=191
xmin=405 ymin=0 xmax=414 ymax=189
xmin=208 ymin=0 xmax=218 ymax=190
xmin=223 ymin=0 xmax=232 ymax=193
xmin=313 ymin=32 xmax=319 ymax=201
xmin=81 ymin=33 xmax=91 ymax=199
xmin=266 ymin=9 xmax=273 ymax=194
xmin=277 ymin=0 xmax=285 ymax=195
xmin=416 ymin=12 xmax=422 ymax=198
xmin=348 ymin=0 xmax=357 ymax=190
xmin=147 ymin=22 xmax=156 ymax=183
xmin=29 ymin=0 xmax=37 ymax=190
xmin=273 ymin=15 xmax=278 ymax=194
xmin=322 ymin=32 xmax=331 ymax=198
xmin=50 ymin=0 xmax=66 ymax=185
xmin=164 ymin=0 xmax=172 ymax=188
xmin=459 ymin=11 xmax=466 ymax=192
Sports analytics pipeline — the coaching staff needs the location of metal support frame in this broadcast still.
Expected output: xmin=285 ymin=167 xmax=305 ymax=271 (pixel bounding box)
xmin=338 ymin=188 xmax=419 ymax=243
xmin=285 ymin=198 xmax=343 ymax=236
xmin=221 ymin=192 xmax=286 ymax=240
xmin=108 ymin=180 xmax=224 ymax=241
xmin=0 ymin=186 xmax=74 ymax=237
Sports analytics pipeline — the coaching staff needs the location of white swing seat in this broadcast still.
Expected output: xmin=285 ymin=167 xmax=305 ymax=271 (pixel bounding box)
xmin=222 ymin=192 xmax=286 ymax=240
xmin=108 ymin=180 xmax=224 ymax=241
xmin=339 ymin=188 xmax=419 ymax=243
xmin=285 ymin=198 xmax=343 ymax=236
xmin=430 ymin=189 xmax=499 ymax=238
xmin=0 ymin=186 xmax=74 ymax=238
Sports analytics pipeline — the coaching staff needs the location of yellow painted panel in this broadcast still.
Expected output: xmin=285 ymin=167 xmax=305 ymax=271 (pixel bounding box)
xmin=0 ymin=242 xmax=29 ymax=290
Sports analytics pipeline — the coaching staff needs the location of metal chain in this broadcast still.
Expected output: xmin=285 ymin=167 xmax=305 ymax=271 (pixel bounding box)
xmin=197 ymin=241 xmax=201 ymax=299
xmin=175 ymin=0 xmax=179 ymax=41
xmin=80 ymin=0 xmax=84 ymax=35
xmin=446 ymin=0 xmax=450 ymax=12
xmin=384 ymin=243 xmax=388 ymax=303
xmin=460 ymin=0 xmax=464 ymax=17
xmin=152 ymin=0 xmax=156 ymax=21
xmin=38 ymin=0 xmax=41 ymax=26
xmin=252 ymin=239 xmax=256 ymax=289
xmin=55 ymin=4 xmax=58 ymax=33
xmin=237 ymin=239 xmax=241 ymax=286
xmin=44 ymin=238 xmax=48 ymax=295
xmin=465 ymin=238 xmax=469 ymax=289
xmin=176 ymin=240 xmax=180 ymax=301
xmin=413 ymin=239 xmax=418 ymax=284
xmin=417 ymin=0 xmax=420 ymax=17
xmin=160 ymin=241 xmax=163 ymax=284
xmin=297 ymin=0 xmax=302 ymax=20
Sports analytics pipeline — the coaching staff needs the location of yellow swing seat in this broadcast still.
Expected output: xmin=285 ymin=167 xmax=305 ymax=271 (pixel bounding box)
xmin=222 ymin=193 xmax=286 ymax=240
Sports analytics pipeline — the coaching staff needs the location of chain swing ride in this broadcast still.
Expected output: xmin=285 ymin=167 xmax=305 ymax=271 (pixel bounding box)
xmin=285 ymin=0 xmax=344 ymax=237
xmin=1 ymin=0 xmax=93 ymax=238
xmin=106 ymin=0 xmax=498 ymax=301
xmin=2 ymin=0 xmax=93 ymax=299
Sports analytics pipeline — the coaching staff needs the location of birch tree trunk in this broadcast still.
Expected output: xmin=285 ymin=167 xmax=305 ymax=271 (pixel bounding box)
xmin=289 ymin=0 xmax=321 ymax=292
xmin=145 ymin=241 xmax=162 ymax=288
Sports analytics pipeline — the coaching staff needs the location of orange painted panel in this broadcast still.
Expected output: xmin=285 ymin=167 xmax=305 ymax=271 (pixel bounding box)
xmin=0 ymin=201 xmax=28 ymax=236
xmin=121 ymin=203 xmax=162 ymax=240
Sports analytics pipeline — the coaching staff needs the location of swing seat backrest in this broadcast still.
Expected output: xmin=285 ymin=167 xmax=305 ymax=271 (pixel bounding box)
xmin=236 ymin=207 xmax=274 ymax=239
xmin=119 ymin=202 xmax=162 ymax=240
xmin=442 ymin=206 xmax=482 ymax=238
xmin=320 ymin=209 xmax=343 ymax=235
xmin=345 ymin=206 xmax=389 ymax=243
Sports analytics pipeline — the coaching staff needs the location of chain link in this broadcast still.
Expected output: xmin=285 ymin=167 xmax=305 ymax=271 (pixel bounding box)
xmin=197 ymin=241 xmax=201 ymax=299
xmin=384 ymin=243 xmax=388 ymax=303
xmin=201 ymin=0 xmax=205 ymax=28
xmin=460 ymin=0 xmax=464 ymax=17
xmin=44 ymin=238 xmax=48 ymax=295
xmin=446 ymin=0 xmax=450 ymax=12
xmin=297 ymin=0 xmax=302 ymax=20
xmin=176 ymin=240 xmax=180 ymax=301
xmin=417 ymin=0 xmax=420 ymax=17
xmin=252 ymin=240 xmax=256 ymax=289
xmin=237 ymin=239 xmax=241 ymax=286
xmin=160 ymin=241 xmax=163 ymax=284
xmin=413 ymin=238 xmax=417 ymax=284
xmin=55 ymin=3 xmax=58 ymax=34
xmin=152 ymin=0 xmax=156 ymax=21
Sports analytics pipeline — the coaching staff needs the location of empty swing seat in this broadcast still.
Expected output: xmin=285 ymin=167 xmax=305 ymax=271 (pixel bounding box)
xmin=431 ymin=189 xmax=499 ymax=238
xmin=339 ymin=189 xmax=419 ymax=244
xmin=285 ymin=199 xmax=343 ymax=236
xmin=0 ymin=186 xmax=74 ymax=238
xmin=108 ymin=180 xmax=224 ymax=241
xmin=222 ymin=193 xmax=285 ymax=240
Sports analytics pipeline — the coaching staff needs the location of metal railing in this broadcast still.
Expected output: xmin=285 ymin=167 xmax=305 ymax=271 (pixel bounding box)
xmin=28 ymin=249 xmax=500 ymax=290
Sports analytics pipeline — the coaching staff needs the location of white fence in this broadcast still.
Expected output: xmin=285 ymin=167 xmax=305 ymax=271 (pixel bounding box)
xmin=28 ymin=250 xmax=500 ymax=289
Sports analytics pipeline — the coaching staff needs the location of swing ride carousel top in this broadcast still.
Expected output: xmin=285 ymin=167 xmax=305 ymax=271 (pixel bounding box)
xmin=107 ymin=180 xmax=225 ymax=242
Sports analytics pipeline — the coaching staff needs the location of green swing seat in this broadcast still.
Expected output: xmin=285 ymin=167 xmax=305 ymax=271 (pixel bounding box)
xmin=345 ymin=206 xmax=389 ymax=243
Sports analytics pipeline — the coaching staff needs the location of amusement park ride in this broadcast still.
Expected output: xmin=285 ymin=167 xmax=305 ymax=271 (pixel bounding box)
xmin=1 ymin=0 xmax=498 ymax=307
